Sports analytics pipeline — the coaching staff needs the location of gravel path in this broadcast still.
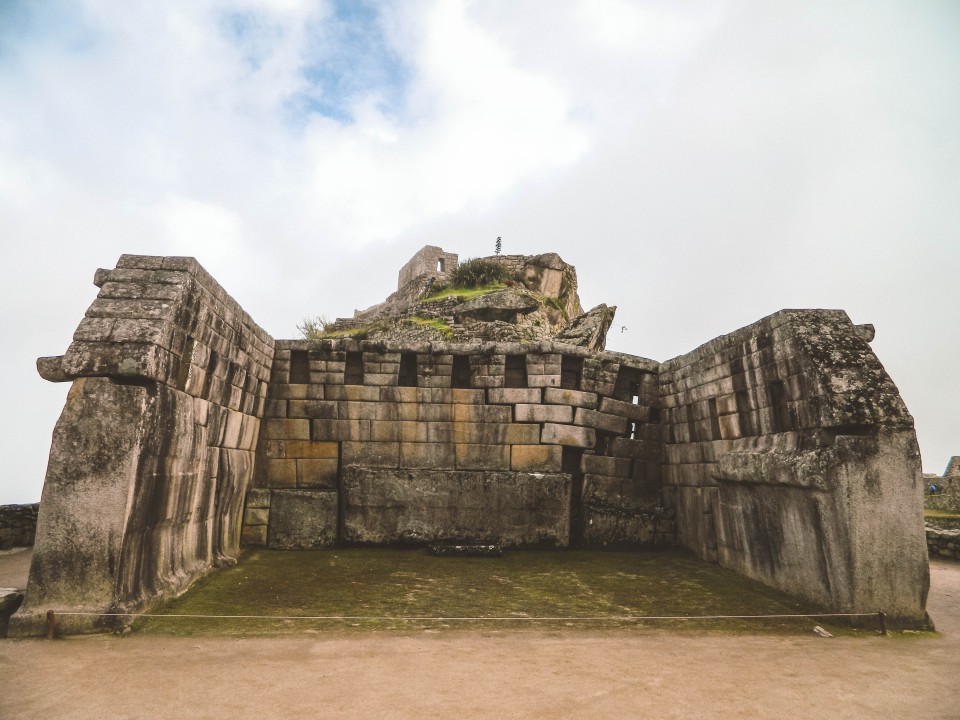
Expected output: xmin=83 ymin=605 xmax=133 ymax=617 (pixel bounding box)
xmin=1 ymin=557 xmax=957 ymax=719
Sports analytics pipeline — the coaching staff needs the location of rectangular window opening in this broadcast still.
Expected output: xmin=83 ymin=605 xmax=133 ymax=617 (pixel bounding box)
xmin=504 ymin=355 xmax=528 ymax=388
xmin=289 ymin=350 xmax=310 ymax=384
xmin=613 ymin=366 xmax=642 ymax=403
xmin=451 ymin=355 xmax=472 ymax=388
xmin=560 ymin=355 xmax=583 ymax=390
xmin=398 ymin=352 xmax=418 ymax=387
xmin=344 ymin=351 xmax=364 ymax=385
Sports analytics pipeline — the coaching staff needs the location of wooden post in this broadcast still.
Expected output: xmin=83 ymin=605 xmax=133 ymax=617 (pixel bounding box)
xmin=46 ymin=610 xmax=56 ymax=640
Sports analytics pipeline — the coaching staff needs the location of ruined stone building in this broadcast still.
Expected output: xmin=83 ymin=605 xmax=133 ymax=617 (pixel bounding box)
xmin=11 ymin=247 xmax=930 ymax=634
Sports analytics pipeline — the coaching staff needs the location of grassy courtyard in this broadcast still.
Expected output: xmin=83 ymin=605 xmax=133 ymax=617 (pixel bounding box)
xmin=131 ymin=547 xmax=884 ymax=637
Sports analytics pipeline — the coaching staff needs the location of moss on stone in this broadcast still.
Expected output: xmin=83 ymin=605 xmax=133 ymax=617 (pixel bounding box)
xmin=132 ymin=548 xmax=887 ymax=637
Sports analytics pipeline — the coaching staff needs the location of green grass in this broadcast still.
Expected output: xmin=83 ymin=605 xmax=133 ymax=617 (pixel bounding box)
xmin=131 ymin=548 xmax=892 ymax=637
xmin=925 ymin=508 xmax=960 ymax=519
xmin=422 ymin=282 xmax=507 ymax=302
xmin=403 ymin=316 xmax=454 ymax=338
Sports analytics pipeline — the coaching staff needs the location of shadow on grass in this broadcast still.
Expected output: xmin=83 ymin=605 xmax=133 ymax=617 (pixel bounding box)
xmin=133 ymin=548 xmax=887 ymax=637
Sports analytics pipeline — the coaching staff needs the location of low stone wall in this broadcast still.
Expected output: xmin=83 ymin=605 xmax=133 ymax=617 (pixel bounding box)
xmin=927 ymin=526 xmax=960 ymax=561
xmin=0 ymin=504 xmax=39 ymax=549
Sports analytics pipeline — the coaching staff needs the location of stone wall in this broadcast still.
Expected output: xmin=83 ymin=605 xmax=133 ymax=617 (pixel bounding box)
xmin=927 ymin=526 xmax=960 ymax=561
xmin=14 ymin=253 xmax=931 ymax=633
xmin=0 ymin=504 xmax=39 ymax=550
xmin=12 ymin=255 xmax=274 ymax=635
xmin=925 ymin=456 xmax=960 ymax=513
xmin=244 ymin=339 xmax=668 ymax=550
xmin=397 ymin=245 xmax=459 ymax=289
xmin=659 ymin=309 xmax=928 ymax=624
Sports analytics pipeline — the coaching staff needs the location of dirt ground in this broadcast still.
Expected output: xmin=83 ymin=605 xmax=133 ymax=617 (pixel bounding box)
xmin=1 ymin=553 xmax=957 ymax=720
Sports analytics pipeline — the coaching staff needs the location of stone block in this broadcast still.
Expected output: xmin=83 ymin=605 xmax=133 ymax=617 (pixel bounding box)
xmin=380 ymin=387 xmax=418 ymax=403
xmin=574 ymin=408 xmax=628 ymax=434
xmin=455 ymin=444 xmax=511 ymax=470
xmin=243 ymin=507 xmax=269 ymax=526
xmin=263 ymin=418 xmax=311 ymax=441
xmin=611 ymin=437 xmax=661 ymax=461
xmin=297 ymin=458 xmax=339 ymax=488
xmin=267 ymin=490 xmax=338 ymax=549
xmin=599 ymin=397 xmax=651 ymax=421
xmin=453 ymin=404 xmax=512 ymax=423
xmin=543 ymin=387 xmax=598 ymax=409
xmin=514 ymin=404 xmax=573 ymax=424
xmin=341 ymin=467 xmax=571 ymax=547
xmin=418 ymin=403 xmax=454 ymax=422
xmin=400 ymin=421 xmax=453 ymax=443
xmin=245 ymin=488 xmax=272 ymax=508
xmin=364 ymin=372 xmax=396 ymax=386
xmin=582 ymin=454 xmax=633 ymax=477
xmin=288 ymin=400 xmax=338 ymax=419
xmin=339 ymin=401 xmax=398 ymax=420
xmin=325 ymin=385 xmax=381 ymax=401
xmin=527 ymin=374 xmax=561 ymax=388
xmin=265 ymin=440 xmax=285 ymax=459
xmin=283 ymin=441 xmax=339 ymax=459
xmin=511 ymin=445 xmax=563 ymax=472
xmin=400 ymin=442 xmax=456 ymax=469
xmin=366 ymin=420 xmax=403 ymax=442
xmin=487 ymin=388 xmax=542 ymax=405
xmin=452 ymin=389 xmax=485 ymax=404
xmin=271 ymin=384 xmax=309 ymax=399
xmin=240 ymin=524 xmax=267 ymax=546
xmin=541 ymin=422 xmax=595 ymax=448
xmin=342 ymin=441 xmax=400 ymax=468
xmin=265 ymin=459 xmax=297 ymax=487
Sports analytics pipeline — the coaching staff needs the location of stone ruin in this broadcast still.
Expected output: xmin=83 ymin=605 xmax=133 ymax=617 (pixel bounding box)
xmin=10 ymin=247 xmax=931 ymax=634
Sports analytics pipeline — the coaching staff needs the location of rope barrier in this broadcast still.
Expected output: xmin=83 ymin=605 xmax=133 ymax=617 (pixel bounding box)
xmin=48 ymin=610 xmax=882 ymax=621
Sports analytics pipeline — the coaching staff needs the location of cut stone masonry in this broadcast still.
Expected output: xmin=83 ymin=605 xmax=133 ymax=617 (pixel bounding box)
xmin=11 ymin=247 xmax=931 ymax=633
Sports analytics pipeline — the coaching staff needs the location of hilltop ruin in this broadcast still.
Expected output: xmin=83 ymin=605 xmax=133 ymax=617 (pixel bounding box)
xmin=10 ymin=247 xmax=931 ymax=634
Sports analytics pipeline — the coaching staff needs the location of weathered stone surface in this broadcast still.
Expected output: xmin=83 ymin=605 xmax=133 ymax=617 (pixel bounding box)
xmin=25 ymin=252 xmax=932 ymax=634
xmin=555 ymin=304 xmax=616 ymax=351
xmin=0 ymin=504 xmax=39 ymax=549
xmin=266 ymin=490 xmax=337 ymax=549
xmin=543 ymin=387 xmax=598 ymax=409
xmin=541 ymin=423 xmax=596 ymax=448
xmin=341 ymin=467 xmax=571 ymax=547
xmin=513 ymin=403 xmax=573 ymax=424
xmin=511 ymin=445 xmax=563 ymax=472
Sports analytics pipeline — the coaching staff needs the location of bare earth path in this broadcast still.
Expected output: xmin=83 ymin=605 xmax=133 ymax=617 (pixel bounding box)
xmin=1 ymin=559 xmax=958 ymax=719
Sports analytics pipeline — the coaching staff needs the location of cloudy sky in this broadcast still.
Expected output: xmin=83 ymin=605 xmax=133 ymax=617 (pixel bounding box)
xmin=0 ymin=0 xmax=957 ymax=503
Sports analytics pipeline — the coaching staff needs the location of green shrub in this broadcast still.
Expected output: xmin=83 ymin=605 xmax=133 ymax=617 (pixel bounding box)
xmin=449 ymin=257 xmax=512 ymax=288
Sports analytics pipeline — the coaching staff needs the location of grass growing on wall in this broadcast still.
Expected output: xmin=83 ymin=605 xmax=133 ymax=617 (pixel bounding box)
xmin=130 ymin=548 xmax=896 ymax=637
xmin=403 ymin=317 xmax=454 ymax=338
xmin=422 ymin=282 xmax=507 ymax=302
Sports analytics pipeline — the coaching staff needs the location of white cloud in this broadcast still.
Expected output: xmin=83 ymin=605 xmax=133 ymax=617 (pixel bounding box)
xmin=1 ymin=0 xmax=959 ymax=503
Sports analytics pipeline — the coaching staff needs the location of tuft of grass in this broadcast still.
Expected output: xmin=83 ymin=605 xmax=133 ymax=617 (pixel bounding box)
xmin=422 ymin=282 xmax=507 ymax=302
xmin=450 ymin=257 xmax=513 ymax=288
xmin=404 ymin=317 xmax=454 ymax=338
xmin=131 ymin=548 xmax=892 ymax=637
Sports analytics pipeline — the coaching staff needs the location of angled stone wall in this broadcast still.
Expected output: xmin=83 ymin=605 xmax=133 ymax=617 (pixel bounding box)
xmin=659 ymin=310 xmax=929 ymax=624
xmin=12 ymin=256 xmax=274 ymax=635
